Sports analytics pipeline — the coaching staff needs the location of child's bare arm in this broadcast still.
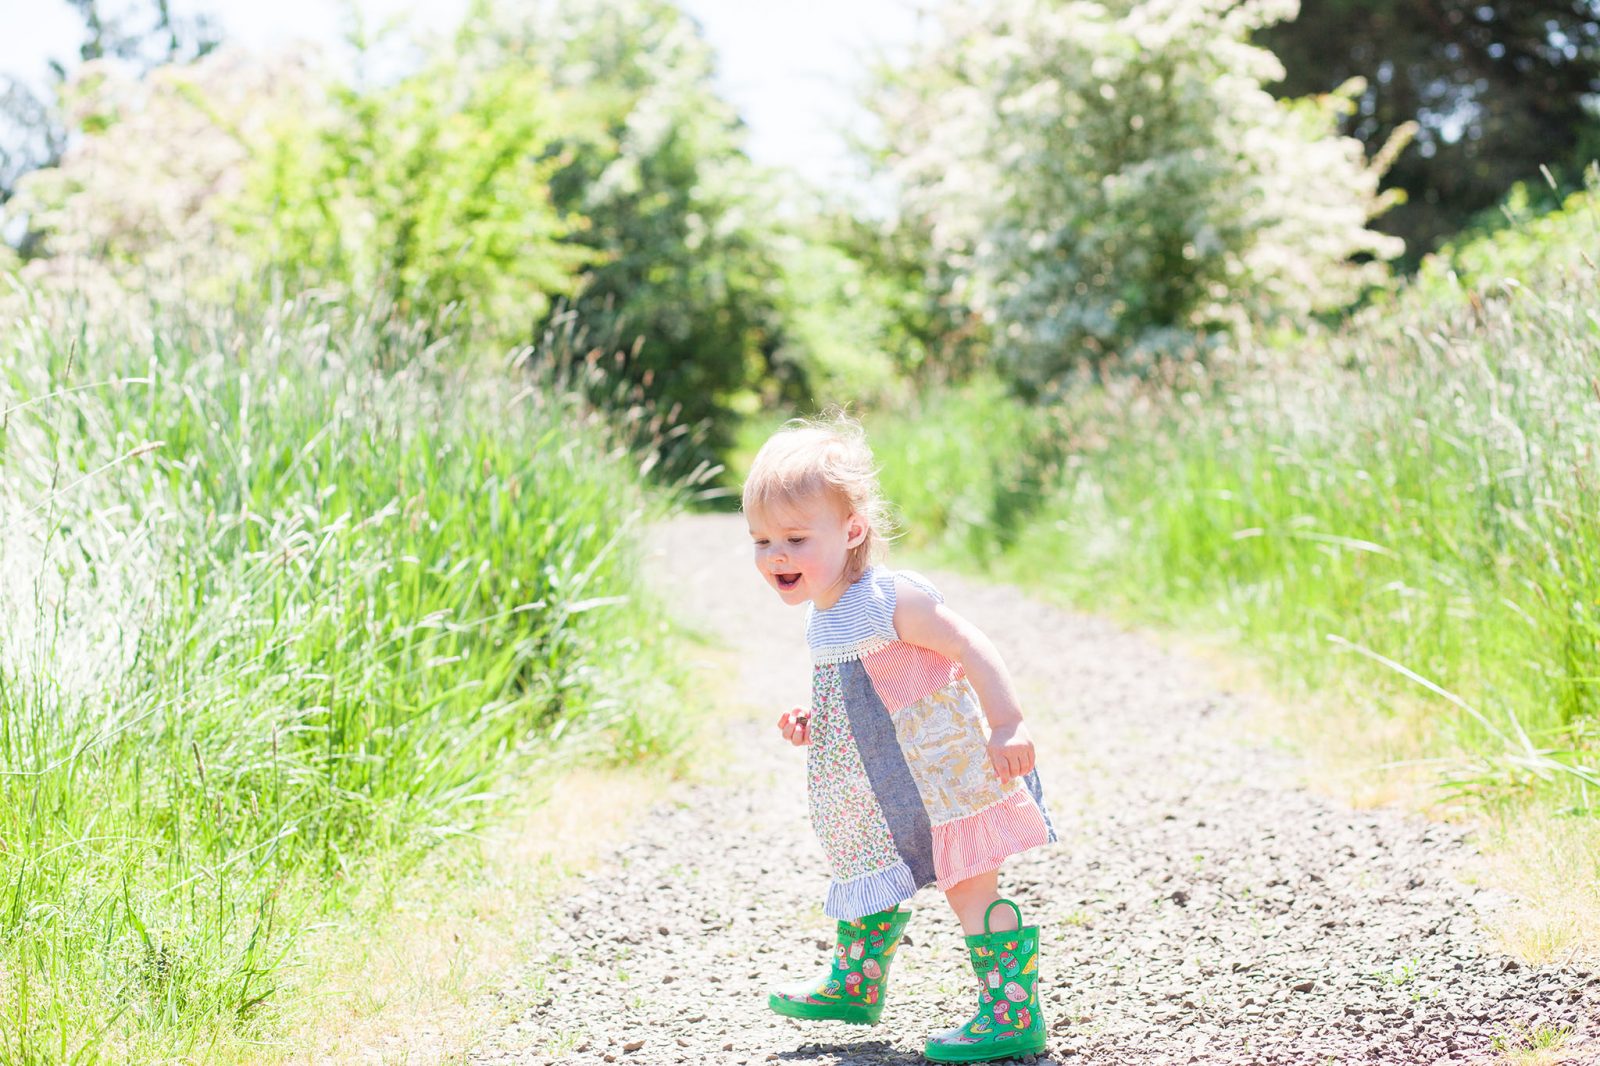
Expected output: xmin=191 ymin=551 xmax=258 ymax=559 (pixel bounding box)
xmin=893 ymin=579 xmax=1036 ymax=785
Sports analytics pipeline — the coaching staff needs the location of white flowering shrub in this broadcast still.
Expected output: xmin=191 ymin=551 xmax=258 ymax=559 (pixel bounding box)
xmin=874 ymin=0 xmax=1408 ymax=387
xmin=6 ymin=48 xmax=312 ymax=301
xmin=6 ymin=42 xmax=586 ymax=340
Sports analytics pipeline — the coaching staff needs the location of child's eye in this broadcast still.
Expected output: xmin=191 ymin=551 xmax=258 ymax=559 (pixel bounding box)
xmin=787 ymin=537 xmax=806 ymax=545
xmin=753 ymin=539 xmax=769 ymax=548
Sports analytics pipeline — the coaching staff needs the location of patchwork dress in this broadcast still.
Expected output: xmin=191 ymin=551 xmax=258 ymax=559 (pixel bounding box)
xmin=804 ymin=566 xmax=1057 ymax=920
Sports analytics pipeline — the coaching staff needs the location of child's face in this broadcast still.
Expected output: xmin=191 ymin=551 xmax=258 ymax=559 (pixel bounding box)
xmin=747 ymin=493 xmax=866 ymax=609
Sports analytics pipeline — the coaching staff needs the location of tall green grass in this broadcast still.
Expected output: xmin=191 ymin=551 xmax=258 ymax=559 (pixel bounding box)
xmin=0 ymin=284 xmax=686 ymax=1060
xmin=873 ymin=180 xmax=1600 ymax=816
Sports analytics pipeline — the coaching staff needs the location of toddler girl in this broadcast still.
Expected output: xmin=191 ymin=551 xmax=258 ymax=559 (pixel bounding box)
xmin=742 ymin=414 xmax=1057 ymax=1062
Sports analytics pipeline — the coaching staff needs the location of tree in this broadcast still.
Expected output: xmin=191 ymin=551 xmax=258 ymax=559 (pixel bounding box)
xmin=874 ymin=0 xmax=1405 ymax=390
xmin=1256 ymin=0 xmax=1600 ymax=257
xmin=0 ymin=0 xmax=219 ymax=252
xmin=466 ymin=0 xmax=790 ymax=456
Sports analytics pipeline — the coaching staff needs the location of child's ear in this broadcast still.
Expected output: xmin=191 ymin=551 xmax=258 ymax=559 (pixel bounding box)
xmin=845 ymin=513 xmax=867 ymax=549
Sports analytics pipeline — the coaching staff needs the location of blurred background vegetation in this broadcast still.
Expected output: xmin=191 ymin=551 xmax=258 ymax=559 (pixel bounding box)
xmin=2 ymin=0 xmax=1599 ymax=1057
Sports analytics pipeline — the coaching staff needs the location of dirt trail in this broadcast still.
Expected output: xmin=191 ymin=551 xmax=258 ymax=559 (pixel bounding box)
xmin=473 ymin=514 xmax=1598 ymax=1065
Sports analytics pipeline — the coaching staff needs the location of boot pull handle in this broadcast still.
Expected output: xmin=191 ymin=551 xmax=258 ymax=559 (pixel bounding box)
xmin=983 ymin=898 xmax=1022 ymax=935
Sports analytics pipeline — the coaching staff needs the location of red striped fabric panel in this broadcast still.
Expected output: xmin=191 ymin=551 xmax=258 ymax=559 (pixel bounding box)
xmin=860 ymin=642 xmax=961 ymax=714
xmin=930 ymin=789 xmax=1051 ymax=890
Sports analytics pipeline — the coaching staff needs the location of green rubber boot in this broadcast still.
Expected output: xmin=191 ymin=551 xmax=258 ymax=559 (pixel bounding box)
xmin=767 ymin=906 xmax=912 ymax=1025
xmin=924 ymin=899 xmax=1047 ymax=1062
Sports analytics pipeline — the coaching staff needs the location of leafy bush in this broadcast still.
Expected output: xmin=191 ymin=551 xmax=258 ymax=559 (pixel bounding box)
xmin=465 ymin=0 xmax=792 ymax=454
xmin=872 ymin=0 xmax=1408 ymax=388
xmin=6 ymin=50 xmax=300 ymax=287
xmin=1419 ymin=166 xmax=1600 ymax=295
xmin=10 ymin=7 xmax=868 ymax=464
xmin=230 ymin=53 xmax=591 ymax=340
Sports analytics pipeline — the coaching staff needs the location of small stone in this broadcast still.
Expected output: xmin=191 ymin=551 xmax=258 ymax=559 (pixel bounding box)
xmin=623 ymin=1040 xmax=645 ymax=1053
xmin=723 ymin=1043 xmax=734 ymax=1052
xmin=1292 ymin=980 xmax=1315 ymax=993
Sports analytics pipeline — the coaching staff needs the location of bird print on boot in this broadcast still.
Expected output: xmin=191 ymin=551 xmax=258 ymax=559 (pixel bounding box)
xmin=768 ymin=908 xmax=911 ymax=1026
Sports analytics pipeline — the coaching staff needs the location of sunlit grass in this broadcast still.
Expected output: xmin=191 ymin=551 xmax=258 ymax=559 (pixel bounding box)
xmin=0 ymin=283 xmax=690 ymax=1059
xmin=1491 ymin=1021 xmax=1574 ymax=1065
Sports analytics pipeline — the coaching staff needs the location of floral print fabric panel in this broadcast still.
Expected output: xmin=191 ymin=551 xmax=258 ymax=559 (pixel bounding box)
xmin=891 ymin=677 xmax=1015 ymax=824
xmin=807 ymin=663 xmax=903 ymax=881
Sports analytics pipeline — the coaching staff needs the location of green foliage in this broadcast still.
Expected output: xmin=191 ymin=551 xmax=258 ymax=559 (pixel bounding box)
xmin=0 ymin=284 xmax=684 ymax=1056
xmin=873 ymin=0 xmax=1405 ymax=389
xmin=467 ymin=0 xmax=790 ymax=455
xmin=769 ymin=234 xmax=902 ymax=406
xmin=803 ymin=209 xmax=990 ymax=390
xmin=1419 ymin=166 xmax=1600 ymax=294
xmin=231 ymin=55 xmax=590 ymax=342
xmin=870 ymin=376 xmax=1069 ymax=562
xmin=8 ymin=4 xmax=933 ymax=464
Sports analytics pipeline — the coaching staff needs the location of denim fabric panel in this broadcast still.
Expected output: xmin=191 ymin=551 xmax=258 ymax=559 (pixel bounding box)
xmin=837 ymin=658 xmax=937 ymax=887
xmin=1021 ymin=768 xmax=1057 ymax=842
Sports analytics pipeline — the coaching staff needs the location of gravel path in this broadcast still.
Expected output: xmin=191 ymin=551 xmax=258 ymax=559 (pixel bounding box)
xmin=474 ymin=514 xmax=1599 ymax=1066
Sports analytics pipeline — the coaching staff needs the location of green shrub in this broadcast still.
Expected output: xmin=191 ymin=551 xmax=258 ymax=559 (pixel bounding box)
xmin=231 ymin=56 xmax=591 ymax=342
xmin=469 ymin=0 xmax=791 ymax=457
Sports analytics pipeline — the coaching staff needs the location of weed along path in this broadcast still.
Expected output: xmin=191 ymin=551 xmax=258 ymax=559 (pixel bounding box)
xmin=474 ymin=514 xmax=1598 ymax=1066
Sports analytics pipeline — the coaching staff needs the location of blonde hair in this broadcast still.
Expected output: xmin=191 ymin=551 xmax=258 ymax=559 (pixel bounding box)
xmin=741 ymin=411 xmax=896 ymax=584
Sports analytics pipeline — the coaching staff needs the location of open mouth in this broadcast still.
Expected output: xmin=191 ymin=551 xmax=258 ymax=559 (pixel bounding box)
xmin=775 ymin=572 xmax=801 ymax=591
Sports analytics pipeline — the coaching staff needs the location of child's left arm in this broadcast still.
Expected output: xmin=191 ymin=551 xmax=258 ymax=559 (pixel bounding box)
xmin=893 ymin=580 xmax=1036 ymax=786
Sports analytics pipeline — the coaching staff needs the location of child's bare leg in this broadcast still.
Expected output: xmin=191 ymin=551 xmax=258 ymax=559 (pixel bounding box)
xmin=944 ymin=869 xmax=1018 ymax=936
xmin=929 ymin=869 xmax=1048 ymax=1059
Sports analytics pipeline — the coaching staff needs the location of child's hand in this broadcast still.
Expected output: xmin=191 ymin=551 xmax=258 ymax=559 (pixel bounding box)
xmin=777 ymin=708 xmax=811 ymax=746
xmin=987 ymin=720 xmax=1035 ymax=785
